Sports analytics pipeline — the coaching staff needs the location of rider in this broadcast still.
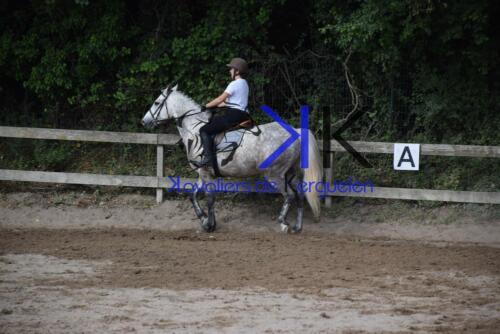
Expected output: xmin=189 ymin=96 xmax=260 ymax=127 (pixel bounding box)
xmin=198 ymin=57 xmax=251 ymax=167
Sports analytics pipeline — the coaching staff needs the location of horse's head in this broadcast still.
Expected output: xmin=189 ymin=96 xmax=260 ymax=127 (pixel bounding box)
xmin=141 ymin=84 xmax=179 ymax=129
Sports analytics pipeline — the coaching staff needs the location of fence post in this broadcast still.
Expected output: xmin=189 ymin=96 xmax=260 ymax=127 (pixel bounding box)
xmin=324 ymin=152 xmax=333 ymax=208
xmin=156 ymin=144 xmax=164 ymax=203
xmin=323 ymin=106 xmax=332 ymax=208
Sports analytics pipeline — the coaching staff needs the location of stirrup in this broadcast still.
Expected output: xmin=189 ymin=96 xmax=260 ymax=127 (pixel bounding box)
xmin=190 ymin=160 xmax=209 ymax=168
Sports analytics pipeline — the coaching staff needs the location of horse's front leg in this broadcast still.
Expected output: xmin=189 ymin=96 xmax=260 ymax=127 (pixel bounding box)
xmin=202 ymin=190 xmax=217 ymax=233
xmin=189 ymin=181 xmax=216 ymax=232
xmin=189 ymin=183 xmax=207 ymax=221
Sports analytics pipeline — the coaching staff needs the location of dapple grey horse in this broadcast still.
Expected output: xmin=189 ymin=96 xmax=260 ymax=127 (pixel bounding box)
xmin=142 ymin=85 xmax=322 ymax=233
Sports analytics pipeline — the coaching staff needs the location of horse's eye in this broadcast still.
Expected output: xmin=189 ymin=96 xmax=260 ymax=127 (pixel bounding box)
xmin=154 ymin=102 xmax=160 ymax=105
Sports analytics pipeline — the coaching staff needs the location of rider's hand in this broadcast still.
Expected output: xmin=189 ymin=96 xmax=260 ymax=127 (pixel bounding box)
xmin=203 ymin=105 xmax=216 ymax=113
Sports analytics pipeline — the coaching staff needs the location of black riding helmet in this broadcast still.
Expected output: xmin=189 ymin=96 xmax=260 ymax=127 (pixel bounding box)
xmin=226 ymin=57 xmax=248 ymax=75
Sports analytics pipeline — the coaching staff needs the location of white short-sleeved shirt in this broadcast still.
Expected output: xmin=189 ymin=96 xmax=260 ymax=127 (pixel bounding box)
xmin=224 ymin=78 xmax=249 ymax=112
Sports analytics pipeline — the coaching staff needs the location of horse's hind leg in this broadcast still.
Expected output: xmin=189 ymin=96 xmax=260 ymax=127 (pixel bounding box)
xmin=294 ymin=190 xmax=305 ymax=233
xmin=285 ymin=169 xmax=304 ymax=233
xmin=288 ymin=179 xmax=304 ymax=233
xmin=279 ymin=193 xmax=294 ymax=233
xmin=269 ymin=176 xmax=294 ymax=233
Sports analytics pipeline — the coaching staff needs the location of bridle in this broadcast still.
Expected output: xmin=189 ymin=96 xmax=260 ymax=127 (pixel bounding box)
xmin=147 ymin=86 xmax=174 ymax=127
xmin=148 ymin=85 xmax=207 ymax=128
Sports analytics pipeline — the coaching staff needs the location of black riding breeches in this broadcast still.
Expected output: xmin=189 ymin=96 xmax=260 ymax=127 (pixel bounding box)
xmin=199 ymin=107 xmax=250 ymax=136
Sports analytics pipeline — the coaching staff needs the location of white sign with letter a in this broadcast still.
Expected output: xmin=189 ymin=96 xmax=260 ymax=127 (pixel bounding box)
xmin=394 ymin=143 xmax=420 ymax=171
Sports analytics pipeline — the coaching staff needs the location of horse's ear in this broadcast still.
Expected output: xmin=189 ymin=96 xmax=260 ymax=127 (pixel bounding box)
xmin=172 ymin=84 xmax=178 ymax=91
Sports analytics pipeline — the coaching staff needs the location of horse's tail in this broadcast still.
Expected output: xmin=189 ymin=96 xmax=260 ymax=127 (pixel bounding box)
xmin=303 ymin=130 xmax=323 ymax=219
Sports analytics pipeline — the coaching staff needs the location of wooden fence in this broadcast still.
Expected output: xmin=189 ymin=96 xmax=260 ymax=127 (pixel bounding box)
xmin=1 ymin=126 xmax=499 ymax=205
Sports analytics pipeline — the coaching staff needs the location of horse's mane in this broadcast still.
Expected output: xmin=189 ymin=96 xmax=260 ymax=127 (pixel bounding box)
xmin=171 ymin=90 xmax=201 ymax=111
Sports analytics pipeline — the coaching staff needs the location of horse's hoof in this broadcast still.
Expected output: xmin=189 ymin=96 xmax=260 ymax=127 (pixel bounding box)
xmin=291 ymin=225 xmax=302 ymax=234
xmin=201 ymin=219 xmax=209 ymax=232
xmin=280 ymin=223 xmax=289 ymax=233
xmin=201 ymin=217 xmax=216 ymax=233
xmin=209 ymin=218 xmax=217 ymax=232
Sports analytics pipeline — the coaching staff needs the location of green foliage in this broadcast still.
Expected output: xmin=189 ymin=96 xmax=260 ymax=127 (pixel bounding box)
xmin=167 ymin=0 xmax=278 ymax=102
xmin=0 ymin=140 xmax=74 ymax=171
xmin=315 ymin=0 xmax=499 ymax=144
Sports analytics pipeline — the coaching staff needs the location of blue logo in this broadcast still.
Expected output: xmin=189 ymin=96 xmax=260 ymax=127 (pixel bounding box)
xmin=258 ymin=104 xmax=372 ymax=169
xmin=258 ymin=105 xmax=309 ymax=169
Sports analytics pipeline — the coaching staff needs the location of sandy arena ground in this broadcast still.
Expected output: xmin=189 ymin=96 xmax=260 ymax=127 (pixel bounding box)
xmin=0 ymin=188 xmax=499 ymax=333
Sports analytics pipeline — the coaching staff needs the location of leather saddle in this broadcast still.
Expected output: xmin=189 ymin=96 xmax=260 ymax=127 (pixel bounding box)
xmin=231 ymin=119 xmax=254 ymax=130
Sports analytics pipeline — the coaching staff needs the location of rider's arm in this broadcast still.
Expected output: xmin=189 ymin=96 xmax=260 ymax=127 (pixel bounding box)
xmin=205 ymin=91 xmax=229 ymax=108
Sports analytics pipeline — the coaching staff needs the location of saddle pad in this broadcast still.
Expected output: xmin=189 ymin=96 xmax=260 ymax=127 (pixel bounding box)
xmin=215 ymin=129 xmax=245 ymax=152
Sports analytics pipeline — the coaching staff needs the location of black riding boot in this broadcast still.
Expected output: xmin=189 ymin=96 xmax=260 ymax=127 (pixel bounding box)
xmin=198 ymin=131 xmax=214 ymax=167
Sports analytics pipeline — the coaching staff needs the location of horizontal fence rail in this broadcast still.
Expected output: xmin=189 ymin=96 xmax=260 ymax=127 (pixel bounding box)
xmin=1 ymin=126 xmax=499 ymax=204
xmin=0 ymin=126 xmax=179 ymax=145
xmin=0 ymin=169 xmax=161 ymax=188
xmin=2 ymin=126 xmax=498 ymax=157
xmin=1 ymin=171 xmax=499 ymax=205
xmin=318 ymin=140 xmax=500 ymax=158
